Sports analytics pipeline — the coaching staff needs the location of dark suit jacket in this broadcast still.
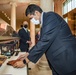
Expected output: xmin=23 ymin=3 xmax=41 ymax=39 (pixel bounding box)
xmin=18 ymin=28 xmax=30 ymax=52
xmin=27 ymin=12 xmax=76 ymax=75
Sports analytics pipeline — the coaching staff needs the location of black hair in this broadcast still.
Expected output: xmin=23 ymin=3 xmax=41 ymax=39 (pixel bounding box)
xmin=25 ymin=4 xmax=43 ymax=16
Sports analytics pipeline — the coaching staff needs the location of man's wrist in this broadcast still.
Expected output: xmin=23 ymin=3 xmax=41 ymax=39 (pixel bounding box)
xmin=23 ymin=59 xmax=26 ymax=64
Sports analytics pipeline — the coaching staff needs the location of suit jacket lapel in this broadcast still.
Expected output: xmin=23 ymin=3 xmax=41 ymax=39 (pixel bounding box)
xmin=39 ymin=27 xmax=42 ymax=39
xmin=42 ymin=12 xmax=47 ymax=28
xmin=39 ymin=12 xmax=46 ymax=38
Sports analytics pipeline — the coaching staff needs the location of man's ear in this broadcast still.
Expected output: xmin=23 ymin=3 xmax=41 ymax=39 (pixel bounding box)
xmin=35 ymin=11 xmax=39 ymax=15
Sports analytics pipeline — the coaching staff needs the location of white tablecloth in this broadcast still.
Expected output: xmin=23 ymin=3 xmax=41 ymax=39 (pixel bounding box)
xmin=0 ymin=52 xmax=27 ymax=75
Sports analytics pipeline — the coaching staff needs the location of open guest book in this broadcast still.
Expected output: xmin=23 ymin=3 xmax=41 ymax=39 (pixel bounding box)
xmin=7 ymin=59 xmax=20 ymax=66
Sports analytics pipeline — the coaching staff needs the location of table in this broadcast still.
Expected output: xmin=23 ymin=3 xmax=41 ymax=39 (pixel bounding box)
xmin=0 ymin=36 xmax=20 ymax=55
xmin=0 ymin=36 xmax=19 ymax=41
xmin=0 ymin=36 xmax=19 ymax=45
xmin=0 ymin=52 xmax=28 ymax=75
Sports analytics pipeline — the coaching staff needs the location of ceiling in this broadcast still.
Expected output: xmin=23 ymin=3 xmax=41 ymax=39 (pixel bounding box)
xmin=0 ymin=0 xmax=40 ymax=25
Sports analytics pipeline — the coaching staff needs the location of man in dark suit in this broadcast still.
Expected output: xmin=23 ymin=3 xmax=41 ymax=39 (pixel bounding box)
xmin=14 ymin=4 xmax=76 ymax=75
xmin=18 ymin=21 xmax=31 ymax=52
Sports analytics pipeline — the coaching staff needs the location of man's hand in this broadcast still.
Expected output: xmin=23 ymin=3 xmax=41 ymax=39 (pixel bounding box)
xmin=17 ymin=52 xmax=29 ymax=60
xmin=17 ymin=54 xmax=26 ymax=60
xmin=14 ymin=52 xmax=30 ymax=68
xmin=13 ymin=60 xmax=25 ymax=68
xmin=13 ymin=53 xmax=30 ymax=68
xmin=26 ymin=41 xmax=32 ymax=45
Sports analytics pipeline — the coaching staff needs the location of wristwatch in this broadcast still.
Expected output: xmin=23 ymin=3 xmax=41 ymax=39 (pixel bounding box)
xmin=23 ymin=59 xmax=26 ymax=64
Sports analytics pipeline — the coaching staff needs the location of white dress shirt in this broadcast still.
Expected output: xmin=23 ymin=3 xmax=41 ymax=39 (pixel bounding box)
xmin=40 ymin=12 xmax=44 ymax=27
xmin=23 ymin=27 xmax=27 ymax=32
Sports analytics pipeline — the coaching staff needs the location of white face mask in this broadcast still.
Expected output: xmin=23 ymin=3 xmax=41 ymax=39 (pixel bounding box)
xmin=31 ymin=18 xmax=40 ymax=25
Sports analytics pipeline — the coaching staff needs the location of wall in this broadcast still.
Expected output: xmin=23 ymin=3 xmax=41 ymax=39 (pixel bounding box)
xmin=0 ymin=18 xmax=9 ymax=30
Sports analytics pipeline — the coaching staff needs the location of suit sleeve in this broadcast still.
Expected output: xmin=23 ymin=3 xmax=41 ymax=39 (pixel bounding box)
xmin=27 ymin=13 xmax=61 ymax=63
xmin=28 ymin=31 xmax=31 ymax=41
